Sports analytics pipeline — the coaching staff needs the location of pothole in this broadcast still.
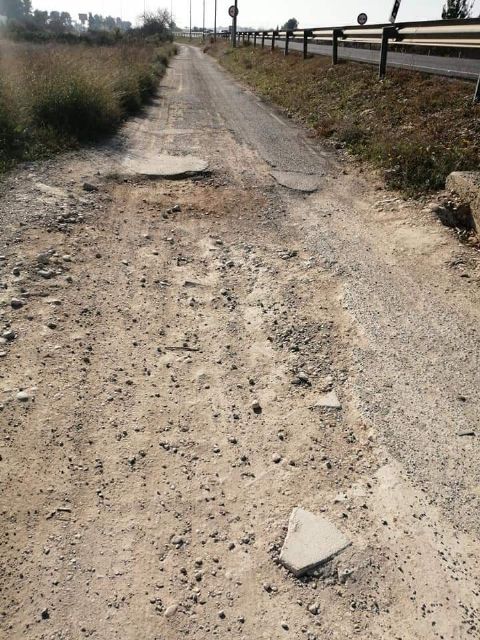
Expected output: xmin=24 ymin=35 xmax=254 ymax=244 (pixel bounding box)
xmin=270 ymin=170 xmax=322 ymax=193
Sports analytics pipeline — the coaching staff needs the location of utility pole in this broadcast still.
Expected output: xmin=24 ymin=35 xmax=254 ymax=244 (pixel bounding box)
xmin=202 ymin=0 xmax=205 ymax=40
xmin=214 ymin=0 xmax=217 ymax=41
xmin=189 ymin=0 xmax=191 ymax=40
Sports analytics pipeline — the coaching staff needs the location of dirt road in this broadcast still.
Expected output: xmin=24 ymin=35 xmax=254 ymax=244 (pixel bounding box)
xmin=1 ymin=45 xmax=480 ymax=640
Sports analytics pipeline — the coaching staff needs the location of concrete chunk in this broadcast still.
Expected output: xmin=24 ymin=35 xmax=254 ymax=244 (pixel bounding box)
xmin=313 ymin=390 xmax=342 ymax=409
xmin=279 ymin=507 xmax=350 ymax=576
xmin=446 ymin=171 xmax=480 ymax=231
xmin=125 ymin=154 xmax=208 ymax=178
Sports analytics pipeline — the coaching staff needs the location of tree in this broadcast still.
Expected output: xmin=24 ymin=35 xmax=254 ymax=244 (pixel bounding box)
xmin=140 ymin=8 xmax=173 ymax=38
xmin=32 ymin=8 xmax=48 ymax=27
xmin=282 ymin=17 xmax=298 ymax=30
xmin=442 ymin=0 xmax=474 ymax=19
xmin=0 ymin=0 xmax=31 ymax=20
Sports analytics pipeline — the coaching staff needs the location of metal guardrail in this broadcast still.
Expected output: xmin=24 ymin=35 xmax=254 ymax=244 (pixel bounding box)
xmin=235 ymin=18 xmax=480 ymax=102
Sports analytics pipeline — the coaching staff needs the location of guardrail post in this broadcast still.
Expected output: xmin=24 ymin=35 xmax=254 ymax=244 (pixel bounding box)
xmin=379 ymin=26 xmax=397 ymax=79
xmin=271 ymin=30 xmax=278 ymax=51
xmin=285 ymin=30 xmax=292 ymax=56
xmin=475 ymin=74 xmax=480 ymax=104
xmin=253 ymin=31 xmax=257 ymax=48
xmin=261 ymin=31 xmax=265 ymax=48
xmin=303 ymin=30 xmax=312 ymax=59
xmin=247 ymin=32 xmax=250 ymax=44
xmin=332 ymin=29 xmax=342 ymax=65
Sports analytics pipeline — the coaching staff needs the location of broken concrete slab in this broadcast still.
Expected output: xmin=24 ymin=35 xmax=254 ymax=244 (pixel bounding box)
xmin=35 ymin=183 xmax=70 ymax=199
xmin=313 ymin=390 xmax=342 ymax=409
xmin=125 ymin=154 xmax=208 ymax=179
xmin=270 ymin=170 xmax=322 ymax=193
xmin=280 ymin=508 xmax=350 ymax=577
xmin=445 ymin=171 xmax=480 ymax=231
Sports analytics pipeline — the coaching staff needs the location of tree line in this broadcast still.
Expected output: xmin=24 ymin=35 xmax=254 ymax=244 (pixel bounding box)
xmin=0 ymin=0 xmax=133 ymax=32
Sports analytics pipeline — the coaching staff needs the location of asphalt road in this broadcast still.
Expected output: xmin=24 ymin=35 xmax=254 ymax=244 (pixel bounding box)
xmin=261 ymin=36 xmax=480 ymax=80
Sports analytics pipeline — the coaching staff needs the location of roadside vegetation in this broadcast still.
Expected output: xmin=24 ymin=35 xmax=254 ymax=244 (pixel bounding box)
xmin=0 ymin=3 xmax=177 ymax=174
xmin=0 ymin=41 xmax=176 ymax=173
xmin=206 ymin=42 xmax=480 ymax=194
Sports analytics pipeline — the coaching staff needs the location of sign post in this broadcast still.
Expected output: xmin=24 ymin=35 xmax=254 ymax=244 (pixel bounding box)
xmin=229 ymin=2 xmax=238 ymax=47
xmin=390 ymin=0 xmax=401 ymax=23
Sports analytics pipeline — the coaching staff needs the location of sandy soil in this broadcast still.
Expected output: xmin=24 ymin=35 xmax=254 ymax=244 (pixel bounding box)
xmin=1 ymin=45 xmax=479 ymax=640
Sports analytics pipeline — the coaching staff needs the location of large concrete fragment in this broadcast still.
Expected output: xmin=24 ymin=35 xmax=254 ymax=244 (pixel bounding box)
xmin=279 ymin=507 xmax=350 ymax=577
xmin=125 ymin=154 xmax=208 ymax=178
xmin=445 ymin=171 xmax=480 ymax=232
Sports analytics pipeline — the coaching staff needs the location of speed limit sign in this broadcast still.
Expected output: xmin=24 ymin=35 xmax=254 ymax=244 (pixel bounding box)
xmin=357 ymin=12 xmax=368 ymax=26
xmin=228 ymin=4 xmax=238 ymax=18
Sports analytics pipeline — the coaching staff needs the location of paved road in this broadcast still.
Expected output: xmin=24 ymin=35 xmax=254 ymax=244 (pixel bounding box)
xmin=262 ymin=36 xmax=480 ymax=80
xmin=2 ymin=44 xmax=480 ymax=639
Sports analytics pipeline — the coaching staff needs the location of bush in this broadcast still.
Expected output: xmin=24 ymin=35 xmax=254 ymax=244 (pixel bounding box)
xmin=31 ymin=73 xmax=120 ymax=141
xmin=0 ymin=40 xmax=176 ymax=170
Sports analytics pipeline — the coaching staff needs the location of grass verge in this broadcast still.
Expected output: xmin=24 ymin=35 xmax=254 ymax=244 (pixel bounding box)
xmin=207 ymin=42 xmax=479 ymax=195
xmin=0 ymin=40 xmax=177 ymax=173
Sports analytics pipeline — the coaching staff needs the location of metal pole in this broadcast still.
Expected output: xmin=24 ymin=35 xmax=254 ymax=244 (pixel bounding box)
xmin=379 ymin=27 xmax=395 ymax=79
xmin=214 ymin=0 xmax=217 ymax=40
xmin=202 ymin=0 xmax=205 ymax=41
xmin=303 ymin=30 xmax=309 ymax=59
xmin=232 ymin=0 xmax=238 ymax=47
xmin=332 ymin=29 xmax=341 ymax=65
xmin=474 ymin=74 xmax=480 ymax=104
xmin=253 ymin=31 xmax=257 ymax=47
xmin=261 ymin=31 xmax=265 ymax=48
xmin=285 ymin=30 xmax=291 ymax=56
xmin=271 ymin=29 xmax=276 ymax=51
xmin=189 ymin=0 xmax=191 ymax=40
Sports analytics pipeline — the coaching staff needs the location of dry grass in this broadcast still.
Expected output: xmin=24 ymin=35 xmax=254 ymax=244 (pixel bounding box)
xmin=207 ymin=42 xmax=480 ymax=194
xmin=0 ymin=40 xmax=176 ymax=172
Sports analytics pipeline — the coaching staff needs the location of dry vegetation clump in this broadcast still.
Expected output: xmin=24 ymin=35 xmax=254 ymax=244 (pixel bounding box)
xmin=207 ymin=42 xmax=479 ymax=194
xmin=0 ymin=40 xmax=177 ymax=171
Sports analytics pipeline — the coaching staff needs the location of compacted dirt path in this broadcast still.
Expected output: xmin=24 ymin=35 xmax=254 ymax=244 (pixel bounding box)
xmin=1 ymin=45 xmax=480 ymax=640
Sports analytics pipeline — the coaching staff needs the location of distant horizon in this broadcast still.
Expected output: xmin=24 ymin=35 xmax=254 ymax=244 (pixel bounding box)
xmin=31 ymin=0 xmax=480 ymax=30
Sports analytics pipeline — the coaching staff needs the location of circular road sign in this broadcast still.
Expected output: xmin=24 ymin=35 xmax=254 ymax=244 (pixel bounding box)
xmin=228 ymin=5 xmax=239 ymax=18
xmin=357 ymin=12 xmax=368 ymax=25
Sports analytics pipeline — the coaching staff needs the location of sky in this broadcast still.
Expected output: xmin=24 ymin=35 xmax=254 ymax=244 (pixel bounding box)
xmin=33 ymin=0 xmax=480 ymax=29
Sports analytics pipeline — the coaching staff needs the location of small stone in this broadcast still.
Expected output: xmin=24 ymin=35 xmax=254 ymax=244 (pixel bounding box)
xmin=281 ymin=621 xmax=289 ymax=630
xmin=16 ymin=391 xmax=30 ymax=402
xmin=10 ymin=298 xmax=24 ymax=309
xmin=83 ymin=182 xmax=98 ymax=192
xmin=41 ymin=608 xmax=49 ymax=620
xmin=251 ymin=400 xmax=262 ymax=414
xmin=218 ymin=609 xmax=226 ymax=619
xmin=38 ymin=269 xmax=54 ymax=279
xmin=307 ymin=602 xmax=319 ymax=615
xmin=164 ymin=604 xmax=178 ymax=618
xmin=272 ymin=453 xmax=282 ymax=464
